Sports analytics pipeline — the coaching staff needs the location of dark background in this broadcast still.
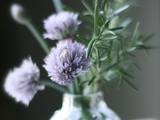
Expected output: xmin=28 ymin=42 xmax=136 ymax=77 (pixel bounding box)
xmin=0 ymin=0 xmax=62 ymax=120
xmin=1 ymin=0 xmax=160 ymax=120
xmin=0 ymin=0 xmax=84 ymax=120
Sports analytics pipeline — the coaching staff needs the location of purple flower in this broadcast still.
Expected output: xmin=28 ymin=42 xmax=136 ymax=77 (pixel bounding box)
xmin=43 ymin=39 xmax=90 ymax=86
xmin=4 ymin=57 xmax=45 ymax=106
xmin=43 ymin=11 xmax=81 ymax=40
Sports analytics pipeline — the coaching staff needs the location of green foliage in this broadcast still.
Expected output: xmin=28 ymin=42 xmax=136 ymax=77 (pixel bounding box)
xmin=77 ymin=0 xmax=154 ymax=92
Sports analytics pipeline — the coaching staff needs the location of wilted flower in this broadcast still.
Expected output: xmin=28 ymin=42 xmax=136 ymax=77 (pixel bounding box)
xmin=43 ymin=39 xmax=90 ymax=86
xmin=4 ymin=57 xmax=45 ymax=106
xmin=10 ymin=3 xmax=29 ymax=25
xmin=43 ymin=11 xmax=81 ymax=40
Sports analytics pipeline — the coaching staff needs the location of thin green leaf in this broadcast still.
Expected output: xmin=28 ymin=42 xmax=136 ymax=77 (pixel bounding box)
xmin=101 ymin=60 xmax=122 ymax=73
xmin=132 ymin=22 xmax=139 ymax=42
xmin=88 ymin=76 xmax=96 ymax=85
xmin=120 ymin=68 xmax=134 ymax=79
xmin=100 ymin=56 xmax=108 ymax=61
xmin=137 ymin=45 xmax=159 ymax=50
xmin=127 ymin=47 xmax=137 ymax=52
xmin=79 ymin=13 xmax=93 ymax=23
xmin=99 ymin=20 xmax=110 ymax=34
xmin=79 ymin=80 xmax=88 ymax=86
xmin=106 ymin=4 xmax=130 ymax=19
xmin=96 ymin=45 xmax=111 ymax=50
xmin=120 ymin=18 xmax=132 ymax=28
xmin=81 ymin=0 xmax=93 ymax=15
xmin=94 ymin=47 xmax=101 ymax=68
xmin=103 ymin=30 xmax=116 ymax=36
xmin=141 ymin=33 xmax=154 ymax=42
xmin=136 ymin=45 xmax=151 ymax=60
xmin=94 ymin=0 xmax=99 ymax=36
xmin=123 ymin=77 xmax=139 ymax=91
xmin=86 ymin=39 xmax=96 ymax=58
xmin=101 ymin=77 xmax=110 ymax=85
xmin=143 ymin=47 xmax=151 ymax=60
xmin=109 ymin=27 xmax=124 ymax=31
xmin=101 ymin=0 xmax=108 ymax=11
xmin=100 ymin=34 xmax=117 ymax=40
xmin=102 ymin=70 xmax=119 ymax=82
xmin=100 ymin=30 xmax=117 ymax=40
xmin=133 ymin=62 xmax=141 ymax=71
xmin=117 ymin=38 xmax=126 ymax=55
xmin=128 ymin=53 xmax=136 ymax=58
xmin=117 ymin=72 xmax=123 ymax=90
xmin=76 ymin=35 xmax=89 ymax=44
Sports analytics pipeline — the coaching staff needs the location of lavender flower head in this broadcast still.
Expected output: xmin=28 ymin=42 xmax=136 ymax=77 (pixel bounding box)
xmin=4 ymin=57 xmax=45 ymax=106
xmin=43 ymin=11 xmax=81 ymax=40
xmin=43 ymin=39 xmax=90 ymax=86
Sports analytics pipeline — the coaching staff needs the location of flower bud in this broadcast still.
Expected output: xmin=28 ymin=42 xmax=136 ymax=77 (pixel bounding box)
xmin=10 ymin=4 xmax=29 ymax=25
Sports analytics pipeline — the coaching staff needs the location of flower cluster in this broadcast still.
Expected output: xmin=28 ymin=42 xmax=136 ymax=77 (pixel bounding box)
xmin=43 ymin=11 xmax=81 ymax=40
xmin=4 ymin=57 xmax=45 ymax=106
xmin=4 ymin=8 xmax=90 ymax=105
xmin=43 ymin=39 xmax=90 ymax=86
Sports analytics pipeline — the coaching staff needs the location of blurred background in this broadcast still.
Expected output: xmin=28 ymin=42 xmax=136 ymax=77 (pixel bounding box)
xmin=0 ymin=0 xmax=160 ymax=120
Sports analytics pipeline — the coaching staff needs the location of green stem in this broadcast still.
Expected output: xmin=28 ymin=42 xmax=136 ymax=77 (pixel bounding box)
xmin=39 ymin=80 xmax=68 ymax=93
xmin=93 ymin=0 xmax=99 ymax=36
xmin=69 ymin=78 xmax=80 ymax=94
xmin=102 ymin=0 xmax=108 ymax=11
xmin=75 ymin=78 xmax=80 ymax=94
xmin=80 ymin=98 xmax=93 ymax=120
xmin=26 ymin=22 xmax=50 ymax=54
xmin=52 ymin=0 xmax=63 ymax=12
xmin=81 ymin=0 xmax=93 ymax=15
xmin=69 ymin=82 xmax=75 ymax=94
xmin=86 ymin=38 xmax=96 ymax=58
xmin=81 ymin=106 xmax=93 ymax=120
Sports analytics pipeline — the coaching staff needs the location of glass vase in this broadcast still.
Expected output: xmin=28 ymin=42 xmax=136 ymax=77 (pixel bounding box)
xmin=50 ymin=92 xmax=121 ymax=120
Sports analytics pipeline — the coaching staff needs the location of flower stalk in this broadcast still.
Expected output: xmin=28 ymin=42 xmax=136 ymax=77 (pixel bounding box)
xmin=10 ymin=3 xmax=50 ymax=54
xmin=38 ymin=80 xmax=68 ymax=93
xmin=93 ymin=0 xmax=99 ymax=36
xmin=26 ymin=22 xmax=50 ymax=54
xmin=52 ymin=0 xmax=63 ymax=12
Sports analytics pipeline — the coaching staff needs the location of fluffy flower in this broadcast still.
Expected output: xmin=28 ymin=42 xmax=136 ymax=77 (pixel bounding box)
xmin=43 ymin=39 xmax=90 ymax=86
xmin=4 ymin=57 xmax=45 ymax=106
xmin=43 ymin=11 xmax=81 ymax=40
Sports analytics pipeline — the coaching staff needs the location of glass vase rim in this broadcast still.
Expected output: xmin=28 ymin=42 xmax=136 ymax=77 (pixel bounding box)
xmin=63 ymin=91 xmax=103 ymax=98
